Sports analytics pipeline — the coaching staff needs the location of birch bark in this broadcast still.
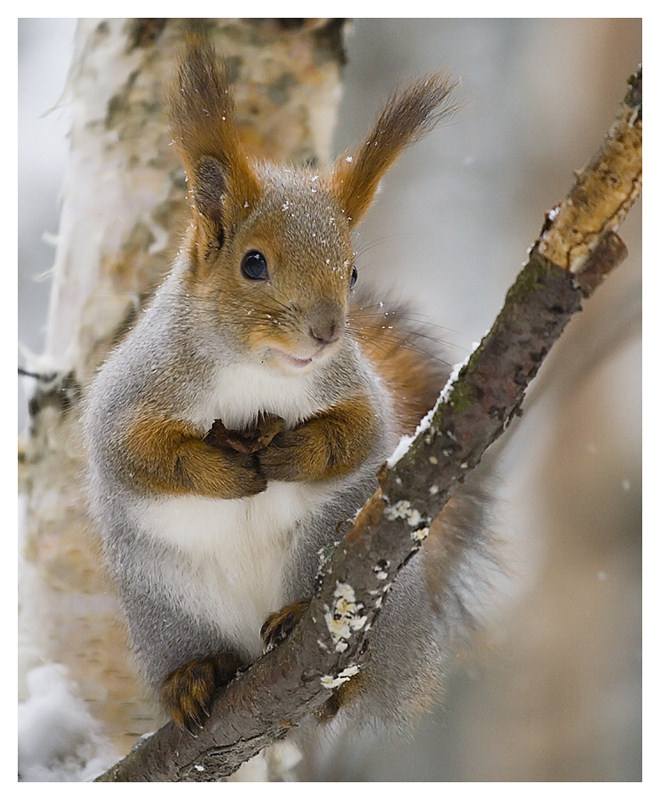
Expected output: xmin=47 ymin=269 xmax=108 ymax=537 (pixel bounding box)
xmin=18 ymin=16 xmax=347 ymax=759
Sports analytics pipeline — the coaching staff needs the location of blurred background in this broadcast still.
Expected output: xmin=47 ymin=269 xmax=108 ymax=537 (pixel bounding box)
xmin=18 ymin=18 xmax=642 ymax=781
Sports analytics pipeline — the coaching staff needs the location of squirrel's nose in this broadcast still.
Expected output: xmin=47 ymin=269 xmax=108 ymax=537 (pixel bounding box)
xmin=308 ymin=301 xmax=344 ymax=346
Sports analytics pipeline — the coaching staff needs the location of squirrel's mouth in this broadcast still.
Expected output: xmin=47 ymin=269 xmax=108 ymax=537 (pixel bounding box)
xmin=279 ymin=352 xmax=313 ymax=369
xmin=269 ymin=347 xmax=316 ymax=373
xmin=266 ymin=337 xmax=342 ymax=375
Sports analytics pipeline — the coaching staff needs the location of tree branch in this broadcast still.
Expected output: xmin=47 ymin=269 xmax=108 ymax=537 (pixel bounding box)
xmin=95 ymin=67 xmax=641 ymax=783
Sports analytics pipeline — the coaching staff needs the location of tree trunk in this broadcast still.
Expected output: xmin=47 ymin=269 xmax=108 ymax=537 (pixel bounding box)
xmin=18 ymin=16 xmax=347 ymax=769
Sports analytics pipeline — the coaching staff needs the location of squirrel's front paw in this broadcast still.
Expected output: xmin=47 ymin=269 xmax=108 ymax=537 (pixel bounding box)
xmin=204 ymin=415 xmax=285 ymax=454
xmin=200 ymin=445 xmax=267 ymax=498
xmin=161 ymin=652 xmax=244 ymax=732
xmin=257 ymin=429 xmax=311 ymax=481
xmin=226 ymin=451 xmax=268 ymax=496
xmin=261 ymin=597 xmax=311 ymax=651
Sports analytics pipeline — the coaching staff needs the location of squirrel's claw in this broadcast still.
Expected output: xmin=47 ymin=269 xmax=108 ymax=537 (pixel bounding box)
xmin=261 ymin=597 xmax=311 ymax=652
xmin=161 ymin=652 xmax=244 ymax=732
xmin=205 ymin=414 xmax=286 ymax=454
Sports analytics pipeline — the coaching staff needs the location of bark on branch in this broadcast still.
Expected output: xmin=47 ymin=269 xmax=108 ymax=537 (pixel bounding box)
xmin=95 ymin=68 xmax=641 ymax=783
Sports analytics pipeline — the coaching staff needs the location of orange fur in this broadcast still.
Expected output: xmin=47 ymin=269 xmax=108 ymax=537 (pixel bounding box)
xmin=169 ymin=36 xmax=261 ymax=264
xmin=258 ymin=393 xmax=378 ymax=482
xmin=162 ymin=651 xmax=245 ymax=731
xmin=331 ymin=73 xmax=457 ymax=226
xmin=261 ymin=597 xmax=312 ymax=650
xmin=348 ymin=298 xmax=446 ymax=436
xmin=123 ymin=409 xmax=266 ymax=498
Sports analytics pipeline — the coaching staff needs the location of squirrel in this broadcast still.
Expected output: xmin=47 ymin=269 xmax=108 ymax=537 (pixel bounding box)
xmin=83 ymin=38 xmax=491 ymax=733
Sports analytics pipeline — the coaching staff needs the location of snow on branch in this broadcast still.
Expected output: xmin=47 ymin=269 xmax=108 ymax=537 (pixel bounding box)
xmin=95 ymin=67 xmax=641 ymax=783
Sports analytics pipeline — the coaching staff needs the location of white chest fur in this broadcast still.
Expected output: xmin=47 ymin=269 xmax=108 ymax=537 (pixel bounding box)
xmin=136 ymin=481 xmax=332 ymax=658
xmin=137 ymin=360 xmax=332 ymax=658
xmin=192 ymin=360 xmax=321 ymax=432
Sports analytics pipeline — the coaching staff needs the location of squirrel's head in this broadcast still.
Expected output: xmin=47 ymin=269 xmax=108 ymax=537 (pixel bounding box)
xmin=169 ymin=37 xmax=456 ymax=375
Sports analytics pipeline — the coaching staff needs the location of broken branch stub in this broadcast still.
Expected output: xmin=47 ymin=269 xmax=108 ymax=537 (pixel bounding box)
xmin=536 ymin=67 xmax=641 ymax=274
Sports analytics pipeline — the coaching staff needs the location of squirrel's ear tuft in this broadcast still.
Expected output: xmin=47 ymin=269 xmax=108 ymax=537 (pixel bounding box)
xmin=331 ymin=73 xmax=458 ymax=228
xmin=168 ymin=35 xmax=261 ymax=240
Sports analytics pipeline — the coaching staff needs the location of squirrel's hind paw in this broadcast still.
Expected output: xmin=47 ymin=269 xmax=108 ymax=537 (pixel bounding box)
xmin=261 ymin=597 xmax=311 ymax=653
xmin=261 ymin=597 xmax=311 ymax=652
xmin=161 ymin=652 xmax=244 ymax=732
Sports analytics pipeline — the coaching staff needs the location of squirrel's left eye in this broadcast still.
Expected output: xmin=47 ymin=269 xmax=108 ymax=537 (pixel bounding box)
xmin=241 ymin=250 xmax=269 ymax=281
xmin=350 ymin=266 xmax=358 ymax=288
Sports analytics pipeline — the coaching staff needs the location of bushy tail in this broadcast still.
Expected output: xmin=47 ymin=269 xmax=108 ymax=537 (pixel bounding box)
xmin=341 ymin=291 xmax=497 ymax=728
xmin=348 ymin=289 xmax=448 ymax=436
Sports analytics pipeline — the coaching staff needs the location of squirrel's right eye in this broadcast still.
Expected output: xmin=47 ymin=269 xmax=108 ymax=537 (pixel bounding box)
xmin=241 ymin=250 xmax=269 ymax=281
